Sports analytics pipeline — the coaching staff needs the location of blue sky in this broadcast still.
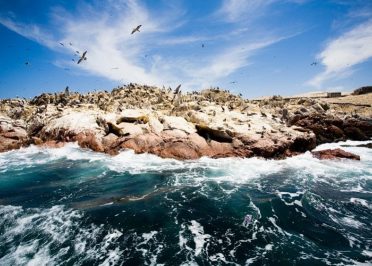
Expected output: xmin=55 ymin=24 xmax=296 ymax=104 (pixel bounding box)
xmin=0 ymin=0 xmax=371 ymax=99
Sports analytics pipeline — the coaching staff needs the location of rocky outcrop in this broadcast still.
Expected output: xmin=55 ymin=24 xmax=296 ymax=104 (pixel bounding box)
xmin=0 ymin=115 xmax=29 ymax=152
xmin=312 ymin=148 xmax=360 ymax=160
xmin=352 ymin=86 xmax=372 ymax=95
xmin=0 ymin=84 xmax=370 ymax=159
xmin=291 ymin=114 xmax=372 ymax=144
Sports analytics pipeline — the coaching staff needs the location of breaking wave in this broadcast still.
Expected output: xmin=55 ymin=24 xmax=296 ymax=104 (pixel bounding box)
xmin=0 ymin=140 xmax=371 ymax=265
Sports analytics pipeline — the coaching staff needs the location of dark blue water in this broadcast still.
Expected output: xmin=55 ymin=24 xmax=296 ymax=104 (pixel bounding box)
xmin=0 ymin=141 xmax=371 ymax=265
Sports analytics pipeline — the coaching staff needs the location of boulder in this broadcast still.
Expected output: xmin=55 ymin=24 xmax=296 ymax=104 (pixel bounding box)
xmin=311 ymin=148 xmax=360 ymax=160
xmin=161 ymin=129 xmax=188 ymax=139
xmin=102 ymin=133 xmax=118 ymax=147
xmin=161 ymin=116 xmax=196 ymax=134
xmin=75 ymin=132 xmax=104 ymax=152
xmin=117 ymin=122 xmax=144 ymax=136
xmin=157 ymin=141 xmax=199 ymax=160
xmin=148 ymin=117 xmax=163 ymax=134
xmin=344 ymin=127 xmax=367 ymax=141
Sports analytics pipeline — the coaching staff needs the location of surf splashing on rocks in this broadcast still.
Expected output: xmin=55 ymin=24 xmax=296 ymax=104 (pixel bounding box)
xmin=0 ymin=140 xmax=371 ymax=265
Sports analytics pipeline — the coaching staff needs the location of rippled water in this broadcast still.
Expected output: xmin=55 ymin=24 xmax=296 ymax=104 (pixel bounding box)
xmin=0 ymin=140 xmax=371 ymax=265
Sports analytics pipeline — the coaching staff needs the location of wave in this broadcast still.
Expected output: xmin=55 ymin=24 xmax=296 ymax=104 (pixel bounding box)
xmin=1 ymin=140 xmax=371 ymax=185
xmin=0 ymin=204 xmax=165 ymax=266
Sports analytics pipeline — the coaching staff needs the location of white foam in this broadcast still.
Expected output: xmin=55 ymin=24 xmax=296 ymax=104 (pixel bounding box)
xmin=0 ymin=205 xmax=124 ymax=265
xmin=350 ymin=198 xmax=371 ymax=208
xmin=188 ymin=220 xmax=211 ymax=257
xmin=1 ymin=140 xmax=371 ymax=188
xmin=341 ymin=217 xmax=364 ymax=229
xmin=265 ymin=244 xmax=273 ymax=251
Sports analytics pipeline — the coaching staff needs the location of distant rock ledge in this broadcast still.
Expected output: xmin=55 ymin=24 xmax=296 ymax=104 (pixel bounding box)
xmin=1 ymin=84 xmax=371 ymax=160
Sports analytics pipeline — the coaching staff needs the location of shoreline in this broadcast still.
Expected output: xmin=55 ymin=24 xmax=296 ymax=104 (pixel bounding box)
xmin=1 ymin=84 xmax=371 ymax=160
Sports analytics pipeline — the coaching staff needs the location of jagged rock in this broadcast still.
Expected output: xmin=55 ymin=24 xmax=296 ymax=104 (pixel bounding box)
xmin=102 ymin=133 xmax=118 ymax=147
xmin=117 ymin=122 xmax=146 ymax=136
xmin=161 ymin=116 xmax=196 ymax=134
xmin=75 ymin=132 xmax=104 ymax=152
xmin=352 ymin=86 xmax=372 ymax=95
xmin=187 ymin=111 xmax=210 ymax=124
xmin=343 ymin=127 xmax=367 ymax=140
xmin=157 ymin=141 xmax=199 ymax=160
xmin=148 ymin=117 xmax=163 ymax=134
xmin=312 ymin=148 xmax=360 ymax=160
xmin=161 ymin=129 xmax=188 ymax=139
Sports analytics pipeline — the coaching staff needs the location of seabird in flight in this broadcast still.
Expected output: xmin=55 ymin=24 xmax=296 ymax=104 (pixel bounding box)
xmin=77 ymin=51 xmax=87 ymax=64
xmin=131 ymin=25 xmax=142 ymax=34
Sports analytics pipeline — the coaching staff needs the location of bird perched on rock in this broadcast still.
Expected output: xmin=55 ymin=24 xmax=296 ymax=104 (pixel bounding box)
xmin=131 ymin=25 xmax=142 ymax=34
xmin=174 ymin=84 xmax=181 ymax=95
xmin=77 ymin=51 xmax=87 ymax=64
xmin=172 ymin=84 xmax=181 ymax=102
xmin=64 ymin=86 xmax=70 ymax=97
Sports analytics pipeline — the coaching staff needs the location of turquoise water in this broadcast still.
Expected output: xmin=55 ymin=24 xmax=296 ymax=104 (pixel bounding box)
xmin=0 ymin=141 xmax=371 ymax=265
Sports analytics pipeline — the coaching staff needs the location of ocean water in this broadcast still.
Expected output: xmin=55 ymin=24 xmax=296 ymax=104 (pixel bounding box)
xmin=0 ymin=141 xmax=371 ymax=266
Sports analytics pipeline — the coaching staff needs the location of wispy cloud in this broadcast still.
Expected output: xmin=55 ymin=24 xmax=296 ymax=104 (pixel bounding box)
xmin=216 ymin=0 xmax=309 ymax=23
xmin=0 ymin=17 xmax=56 ymax=49
xmin=308 ymin=19 xmax=372 ymax=87
xmin=216 ymin=0 xmax=276 ymax=23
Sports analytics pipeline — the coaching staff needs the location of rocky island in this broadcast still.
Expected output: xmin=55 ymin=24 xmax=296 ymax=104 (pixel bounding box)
xmin=1 ymin=84 xmax=371 ymax=160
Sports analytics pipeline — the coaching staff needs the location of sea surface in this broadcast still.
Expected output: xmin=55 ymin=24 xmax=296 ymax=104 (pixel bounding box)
xmin=0 ymin=140 xmax=371 ymax=265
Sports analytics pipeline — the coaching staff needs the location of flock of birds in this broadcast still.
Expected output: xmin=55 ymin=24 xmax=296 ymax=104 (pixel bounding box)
xmin=21 ymin=23 xmax=320 ymax=95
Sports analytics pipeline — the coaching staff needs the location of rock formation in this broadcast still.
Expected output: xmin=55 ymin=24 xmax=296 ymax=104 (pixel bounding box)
xmin=311 ymin=148 xmax=360 ymax=161
xmin=0 ymin=84 xmax=371 ymax=159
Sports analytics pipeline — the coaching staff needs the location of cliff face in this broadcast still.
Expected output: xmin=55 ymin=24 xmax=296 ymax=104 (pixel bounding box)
xmin=0 ymin=84 xmax=371 ymax=159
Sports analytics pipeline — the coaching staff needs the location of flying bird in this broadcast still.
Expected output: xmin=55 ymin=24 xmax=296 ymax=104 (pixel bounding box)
xmin=77 ymin=51 xmax=87 ymax=64
xmin=131 ymin=25 xmax=142 ymax=34
xmin=202 ymin=43 xmax=205 ymax=48
xmin=230 ymin=81 xmax=237 ymax=84
xmin=310 ymin=62 xmax=318 ymax=66
xmin=59 ymin=42 xmax=64 ymax=46
xmin=69 ymin=42 xmax=73 ymax=46
xmin=25 ymin=62 xmax=30 ymax=66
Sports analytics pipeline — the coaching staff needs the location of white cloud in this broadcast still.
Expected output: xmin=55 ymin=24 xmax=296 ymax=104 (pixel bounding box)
xmin=217 ymin=0 xmax=276 ymax=23
xmin=308 ymin=19 xmax=372 ymax=87
xmin=0 ymin=17 xmax=56 ymax=49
